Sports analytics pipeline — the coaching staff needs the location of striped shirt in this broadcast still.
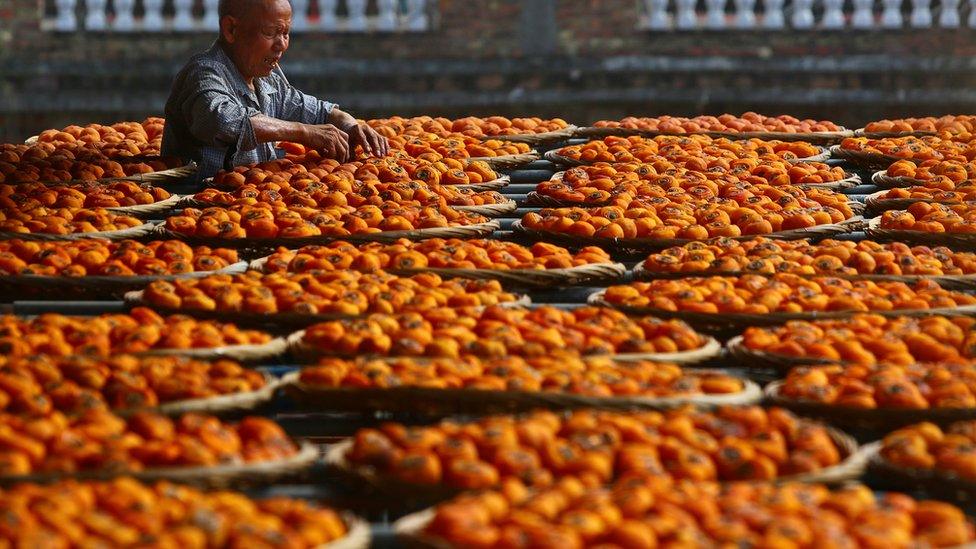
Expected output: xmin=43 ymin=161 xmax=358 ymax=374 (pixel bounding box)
xmin=161 ymin=41 xmax=335 ymax=181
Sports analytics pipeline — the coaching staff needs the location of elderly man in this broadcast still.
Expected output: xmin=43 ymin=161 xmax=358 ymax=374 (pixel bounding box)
xmin=162 ymin=0 xmax=388 ymax=179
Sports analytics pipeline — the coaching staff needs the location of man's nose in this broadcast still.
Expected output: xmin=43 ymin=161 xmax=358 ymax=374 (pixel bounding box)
xmin=273 ymin=36 xmax=287 ymax=51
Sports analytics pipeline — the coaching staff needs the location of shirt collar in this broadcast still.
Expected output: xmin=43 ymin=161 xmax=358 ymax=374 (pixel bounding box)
xmin=209 ymin=41 xmax=278 ymax=108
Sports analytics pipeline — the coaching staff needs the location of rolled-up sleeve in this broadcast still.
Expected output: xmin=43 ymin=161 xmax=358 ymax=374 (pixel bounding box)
xmin=183 ymin=73 xmax=261 ymax=156
xmin=275 ymin=70 xmax=336 ymax=125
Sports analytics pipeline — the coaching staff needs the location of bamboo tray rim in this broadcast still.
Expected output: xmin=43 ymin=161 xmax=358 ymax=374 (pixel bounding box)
xmin=480 ymin=125 xmax=578 ymax=145
xmin=0 ymin=440 xmax=318 ymax=486
xmin=511 ymin=217 xmax=863 ymax=251
xmin=122 ymin=371 xmax=283 ymax=416
xmin=282 ymin=369 xmax=762 ymax=411
xmin=574 ymin=126 xmax=854 ymax=140
xmin=544 ymin=148 xmax=830 ymax=167
xmin=287 ymin=329 xmax=722 ymax=365
xmin=0 ymin=261 xmax=249 ymax=288
xmin=588 ymin=289 xmax=976 ymax=326
xmin=630 ymin=260 xmax=976 ymax=289
xmin=124 ymin=290 xmax=531 ymax=327
xmin=133 ymin=336 xmax=288 ymax=362
xmin=765 ymin=380 xmax=976 ymax=424
xmin=248 ymin=254 xmax=626 ymax=286
xmin=156 ymin=220 xmax=501 ymax=248
xmin=0 ymin=222 xmax=159 ymax=242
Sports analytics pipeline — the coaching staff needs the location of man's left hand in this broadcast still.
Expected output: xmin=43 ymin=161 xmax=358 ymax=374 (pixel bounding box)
xmin=344 ymin=122 xmax=390 ymax=158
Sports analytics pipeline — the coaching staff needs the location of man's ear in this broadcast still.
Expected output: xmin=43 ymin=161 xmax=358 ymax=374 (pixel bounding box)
xmin=220 ymin=15 xmax=238 ymax=43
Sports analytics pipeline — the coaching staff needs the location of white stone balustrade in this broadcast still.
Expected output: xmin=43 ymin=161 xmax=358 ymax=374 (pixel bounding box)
xmin=639 ymin=0 xmax=976 ymax=29
xmin=44 ymin=0 xmax=433 ymax=32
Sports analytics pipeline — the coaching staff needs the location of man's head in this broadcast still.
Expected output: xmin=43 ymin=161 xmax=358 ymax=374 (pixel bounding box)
xmin=219 ymin=0 xmax=292 ymax=81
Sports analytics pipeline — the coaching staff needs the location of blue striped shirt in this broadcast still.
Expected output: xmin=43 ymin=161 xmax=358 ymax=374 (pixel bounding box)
xmin=161 ymin=41 xmax=335 ymax=181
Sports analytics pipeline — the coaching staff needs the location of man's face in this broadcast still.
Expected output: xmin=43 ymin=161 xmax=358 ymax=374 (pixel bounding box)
xmin=224 ymin=0 xmax=292 ymax=80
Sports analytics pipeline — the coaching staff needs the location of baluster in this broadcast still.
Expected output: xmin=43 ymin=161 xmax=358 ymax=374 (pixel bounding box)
xmin=319 ymin=0 xmax=338 ymax=30
xmin=85 ymin=0 xmax=108 ymax=30
xmin=938 ymin=0 xmax=960 ymax=26
xmin=791 ymin=0 xmax=815 ymax=28
xmin=734 ymin=0 xmax=758 ymax=28
xmin=762 ymin=0 xmax=786 ymax=28
xmin=113 ymin=0 xmax=136 ymax=31
xmin=881 ymin=0 xmax=903 ymax=27
xmin=201 ymin=0 xmax=220 ymax=30
xmin=675 ymin=0 xmax=699 ymax=28
xmin=406 ymin=0 xmax=429 ymax=31
xmin=143 ymin=0 xmax=165 ymax=30
xmin=910 ymin=0 xmax=933 ymax=25
xmin=290 ymin=0 xmax=309 ymax=31
xmin=376 ymin=0 xmax=398 ymax=30
xmin=173 ymin=0 xmax=194 ymax=30
xmin=822 ymin=0 xmax=846 ymax=27
xmin=851 ymin=0 xmax=875 ymax=27
xmin=969 ymin=0 xmax=976 ymax=26
xmin=54 ymin=0 xmax=78 ymax=31
xmin=705 ymin=0 xmax=727 ymax=28
xmin=347 ymin=0 xmax=367 ymax=30
xmin=644 ymin=0 xmax=672 ymax=29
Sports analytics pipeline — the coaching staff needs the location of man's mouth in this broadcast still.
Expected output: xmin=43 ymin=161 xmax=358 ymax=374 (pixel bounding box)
xmin=265 ymin=56 xmax=281 ymax=69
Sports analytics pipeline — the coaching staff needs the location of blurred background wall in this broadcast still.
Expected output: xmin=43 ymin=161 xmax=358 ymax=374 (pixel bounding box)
xmin=1 ymin=0 xmax=975 ymax=141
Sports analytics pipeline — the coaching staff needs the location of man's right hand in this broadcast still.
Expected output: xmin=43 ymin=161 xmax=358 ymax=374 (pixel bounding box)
xmin=303 ymin=124 xmax=350 ymax=162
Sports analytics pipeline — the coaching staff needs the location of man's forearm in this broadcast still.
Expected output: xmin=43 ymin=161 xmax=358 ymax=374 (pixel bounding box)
xmin=250 ymin=114 xmax=309 ymax=144
xmin=327 ymin=108 xmax=358 ymax=131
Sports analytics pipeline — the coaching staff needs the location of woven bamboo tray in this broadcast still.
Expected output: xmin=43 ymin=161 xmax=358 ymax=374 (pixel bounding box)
xmin=466 ymin=151 xmax=540 ymax=170
xmin=512 ymin=217 xmax=863 ymax=254
xmin=0 ymin=440 xmax=319 ymax=488
xmin=853 ymin=129 xmax=938 ymax=138
xmin=156 ymin=220 xmax=500 ymax=249
xmin=124 ymin=290 xmax=531 ymax=329
xmin=765 ymin=380 xmax=976 ymax=432
xmin=332 ymin=424 xmax=865 ymax=509
xmin=282 ymin=369 xmax=761 ymax=415
xmin=630 ymin=260 xmax=976 ymax=291
xmin=0 ymin=222 xmax=159 ymax=242
xmin=727 ymin=335 xmax=848 ymax=371
xmin=869 ymin=449 xmax=976 ymax=505
xmin=250 ymin=255 xmax=626 ymax=288
xmin=0 ymin=261 xmax=249 ymax=301
xmin=105 ymin=194 xmax=184 ymax=217
xmin=544 ymin=147 xmax=830 ymax=168
xmin=574 ymin=126 xmax=854 ymax=145
xmin=323 ymin=515 xmax=371 ymax=549
xmin=395 ymin=484 xmax=976 ymax=549
xmin=865 ymin=216 xmax=976 ymax=251
xmin=590 ymin=288 xmax=976 ymax=332
xmin=870 ymin=170 xmax=933 ymax=189
xmin=483 ymin=126 xmax=577 ymax=145
xmin=862 ymin=189 xmax=976 ymax=215
xmin=135 ymin=337 xmax=288 ymax=363
xmin=179 ymin=196 xmax=516 ymax=218
xmin=286 ymin=329 xmax=722 ymax=366
xmin=528 ymin=170 xmax=862 ymax=208
xmin=447 ymin=175 xmax=511 ymax=192
xmin=452 ymin=199 xmax=517 ymax=217
xmin=829 ymin=145 xmax=904 ymax=168
xmin=125 ymin=371 xmax=283 ymax=417
xmin=20 ymin=158 xmax=197 ymax=186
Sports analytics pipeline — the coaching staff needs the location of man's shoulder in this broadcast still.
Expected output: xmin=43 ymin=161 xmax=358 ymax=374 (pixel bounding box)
xmin=176 ymin=43 xmax=234 ymax=79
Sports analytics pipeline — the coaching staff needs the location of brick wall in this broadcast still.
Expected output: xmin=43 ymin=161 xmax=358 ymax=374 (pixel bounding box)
xmin=1 ymin=0 xmax=975 ymax=142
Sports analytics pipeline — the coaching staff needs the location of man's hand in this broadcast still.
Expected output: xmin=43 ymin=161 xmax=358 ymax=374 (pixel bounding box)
xmin=302 ymin=124 xmax=350 ymax=162
xmin=342 ymin=122 xmax=390 ymax=158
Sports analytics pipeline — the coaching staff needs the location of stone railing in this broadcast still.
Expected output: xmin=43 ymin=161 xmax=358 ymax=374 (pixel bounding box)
xmin=43 ymin=0 xmax=432 ymax=32
xmin=637 ymin=0 xmax=976 ymax=29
